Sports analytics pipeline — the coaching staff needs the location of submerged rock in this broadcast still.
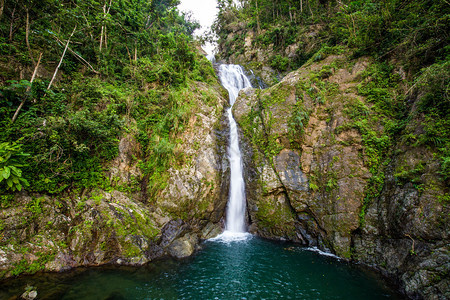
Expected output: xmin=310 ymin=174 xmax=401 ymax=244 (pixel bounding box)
xmin=21 ymin=287 xmax=37 ymax=300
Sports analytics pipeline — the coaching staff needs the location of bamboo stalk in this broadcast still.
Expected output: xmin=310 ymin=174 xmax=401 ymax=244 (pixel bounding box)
xmin=11 ymin=53 xmax=43 ymax=123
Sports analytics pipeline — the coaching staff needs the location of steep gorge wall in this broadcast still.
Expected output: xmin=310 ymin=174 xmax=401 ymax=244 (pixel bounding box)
xmin=233 ymin=53 xmax=449 ymax=299
xmin=0 ymin=82 xmax=230 ymax=278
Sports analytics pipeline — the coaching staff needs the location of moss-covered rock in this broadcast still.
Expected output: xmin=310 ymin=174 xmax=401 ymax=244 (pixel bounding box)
xmin=234 ymin=51 xmax=449 ymax=299
xmin=0 ymin=80 xmax=229 ymax=279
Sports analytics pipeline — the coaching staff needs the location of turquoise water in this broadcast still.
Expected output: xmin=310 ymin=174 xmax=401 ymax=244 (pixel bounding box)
xmin=1 ymin=237 xmax=404 ymax=299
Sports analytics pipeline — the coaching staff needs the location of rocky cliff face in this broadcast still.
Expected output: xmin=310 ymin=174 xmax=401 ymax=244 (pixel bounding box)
xmin=218 ymin=22 xmax=322 ymax=87
xmin=0 ymin=82 xmax=228 ymax=278
xmin=233 ymin=53 xmax=449 ymax=299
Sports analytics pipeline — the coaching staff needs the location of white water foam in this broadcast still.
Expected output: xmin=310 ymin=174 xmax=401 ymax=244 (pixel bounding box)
xmin=209 ymin=230 xmax=252 ymax=243
xmin=304 ymin=247 xmax=341 ymax=259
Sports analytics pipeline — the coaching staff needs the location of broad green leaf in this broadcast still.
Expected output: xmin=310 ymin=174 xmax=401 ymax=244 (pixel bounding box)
xmin=10 ymin=166 xmax=21 ymax=176
xmin=3 ymin=167 xmax=11 ymax=179
xmin=20 ymin=177 xmax=30 ymax=186
xmin=6 ymin=178 xmax=13 ymax=188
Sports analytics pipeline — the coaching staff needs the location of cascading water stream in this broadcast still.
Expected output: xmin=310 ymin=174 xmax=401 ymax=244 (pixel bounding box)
xmin=217 ymin=64 xmax=252 ymax=236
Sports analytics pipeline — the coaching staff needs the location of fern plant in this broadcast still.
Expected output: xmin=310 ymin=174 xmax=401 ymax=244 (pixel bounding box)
xmin=0 ymin=141 xmax=30 ymax=191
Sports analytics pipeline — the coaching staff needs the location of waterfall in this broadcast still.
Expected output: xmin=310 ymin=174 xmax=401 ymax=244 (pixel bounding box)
xmin=218 ymin=64 xmax=252 ymax=235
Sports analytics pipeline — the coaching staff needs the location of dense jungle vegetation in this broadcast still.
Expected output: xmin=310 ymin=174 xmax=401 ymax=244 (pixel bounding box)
xmin=0 ymin=0 xmax=218 ymax=202
xmin=214 ymin=0 xmax=449 ymax=205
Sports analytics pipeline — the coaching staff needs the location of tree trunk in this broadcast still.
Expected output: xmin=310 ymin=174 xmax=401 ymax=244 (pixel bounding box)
xmin=47 ymin=26 xmax=77 ymax=91
xmin=273 ymin=1 xmax=275 ymax=20
xmin=125 ymin=44 xmax=132 ymax=64
xmin=0 ymin=0 xmax=4 ymax=20
xmin=99 ymin=25 xmax=104 ymax=51
xmin=26 ymin=8 xmax=36 ymax=66
xmin=11 ymin=53 xmax=43 ymax=123
xmin=100 ymin=1 xmax=105 ymax=51
xmin=308 ymin=0 xmax=314 ymax=18
xmin=99 ymin=0 xmax=112 ymax=52
xmin=255 ymin=0 xmax=261 ymax=33
xmin=289 ymin=3 xmax=293 ymax=22
xmin=9 ymin=6 xmax=16 ymax=42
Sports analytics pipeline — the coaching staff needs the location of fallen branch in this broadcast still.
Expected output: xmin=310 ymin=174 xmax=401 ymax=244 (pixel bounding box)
xmin=54 ymin=36 xmax=99 ymax=74
xmin=11 ymin=52 xmax=43 ymax=123
xmin=47 ymin=25 xmax=77 ymax=91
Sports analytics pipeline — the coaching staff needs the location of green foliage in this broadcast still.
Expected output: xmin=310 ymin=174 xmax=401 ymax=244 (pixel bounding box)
xmin=270 ymin=55 xmax=290 ymax=72
xmin=27 ymin=197 xmax=44 ymax=217
xmin=215 ymin=0 xmax=448 ymax=79
xmin=240 ymin=90 xmax=285 ymax=166
xmin=10 ymin=252 xmax=55 ymax=276
xmin=0 ymin=141 xmax=30 ymax=192
xmin=394 ymin=162 xmax=425 ymax=185
xmin=404 ymin=60 xmax=450 ymax=183
xmin=357 ymin=63 xmax=402 ymax=116
xmin=0 ymin=0 xmax=218 ymax=198
xmin=288 ymin=98 xmax=310 ymax=148
xmin=309 ymin=182 xmax=319 ymax=192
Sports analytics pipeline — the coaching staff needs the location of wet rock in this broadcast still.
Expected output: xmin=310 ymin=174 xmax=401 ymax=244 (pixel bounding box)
xmin=200 ymin=222 xmax=222 ymax=240
xmin=167 ymin=234 xmax=199 ymax=259
xmin=158 ymin=219 xmax=189 ymax=248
